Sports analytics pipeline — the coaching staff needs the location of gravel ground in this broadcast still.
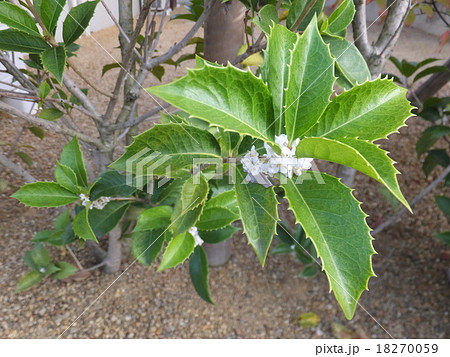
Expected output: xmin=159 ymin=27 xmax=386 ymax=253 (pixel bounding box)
xmin=0 ymin=9 xmax=449 ymax=338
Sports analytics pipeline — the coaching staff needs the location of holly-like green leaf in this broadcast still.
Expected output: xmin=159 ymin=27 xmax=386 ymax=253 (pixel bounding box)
xmin=181 ymin=174 xmax=209 ymax=211
xmin=171 ymin=201 xmax=204 ymax=236
xmin=132 ymin=229 xmax=166 ymax=266
xmin=253 ymin=4 xmax=279 ymax=34
xmin=16 ymin=271 xmax=45 ymax=292
xmin=285 ymin=17 xmax=335 ymax=143
xmin=52 ymin=261 xmax=78 ymax=280
xmin=282 ymin=173 xmax=375 ymax=319
xmin=0 ymin=29 xmax=50 ymax=53
xmin=204 ymin=189 xmax=239 ymax=215
xmin=32 ymin=229 xmax=63 ymax=245
xmin=39 ymin=107 xmax=64 ymax=121
xmin=189 ymin=246 xmax=213 ymax=303
xmin=306 ymin=78 xmax=413 ymax=141
xmin=148 ymin=63 xmax=276 ymax=146
xmin=196 ymin=207 xmax=239 ymax=231
xmin=287 ymin=0 xmax=326 ymax=31
xmin=15 ymin=151 xmax=33 ymax=167
xmin=151 ymin=65 xmax=165 ymax=81
xmin=89 ymin=201 xmax=130 ymax=237
xmin=24 ymin=243 xmax=51 ymax=270
xmin=437 ymin=231 xmax=450 ymax=246
xmin=435 ymin=195 xmax=450 ymax=216
xmin=134 ymin=206 xmax=173 ymax=232
xmin=33 ymin=209 xmax=74 ymax=247
xmin=261 ymin=24 xmax=297 ymax=135
xmin=413 ymin=65 xmax=449 ymax=83
xmin=323 ymin=36 xmax=370 ymax=87
xmin=156 ymin=177 xmax=186 ymax=205
xmin=235 ymin=166 xmax=278 ymax=265
xmin=28 ymin=126 xmax=45 ymax=140
xmin=416 ymin=125 xmax=450 ymax=157
xmin=41 ymin=46 xmax=66 ymax=83
xmin=55 ymin=162 xmax=78 ymax=193
xmin=60 ymin=137 xmax=88 ymax=187
xmin=158 ymin=231 xmax=195 ymax=271
xmin=296 ymin=137 xmax=410 ymax=209
xmin=56 ymin=207 xmax=72 ymax=227
xmin=89 ymin=171 xmax=136 ymax=200
xmin=39 ymin=82 xmax=51 ymax=100
xmin=322 ymin=0 xmax=355 ymax=35
xmin=102 ymin=62 xmax=122 ymax=77
xmin=32 ymin=225 xmax=76 ymax=246
xmin=40 ymin=0 xmax=67 ymax=36
xmin=0 ymin=2 xmax=40 ymax=35
xmin=110 ymin=124 xmax=221 ymax=178
xmin=198 ymin=225 xmax=240 ymax=244
xmin=73 ymin=206 xmax=96 ymax=241
xmin=63 ymin=0 xmax=100 ymax=45
xmin=11 ymin=182 xmax=78 ymax=207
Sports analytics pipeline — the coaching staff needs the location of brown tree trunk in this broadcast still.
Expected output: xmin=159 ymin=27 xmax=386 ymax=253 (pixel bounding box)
xmin=203 ymin=0 xmax=245 ymax=266
xmin=102 ymin=226 xmax=123 ymax=273
xmin=203 ymin=0 xmax=245 ymax=65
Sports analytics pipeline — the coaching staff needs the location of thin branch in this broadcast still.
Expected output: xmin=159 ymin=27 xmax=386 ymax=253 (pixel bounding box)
xmin=0 ymin=152 xmax=36 ymax=183
xmin=109 ymin=0 xmax=213 ymax=133
xmin=104 ymin=0 xmax=155 ymax=122
xmin=24 ymin=0 xmax=55 ymax=43
xmin=372 ymin=164 xmax=450 ymax=235
xmin=100 ymin=0 xmax=144 ymax=62
xmin=82 ymin=261 xmax=106 ymax=272
xmin=0 ymin=52 xmax=36 ymax=91
xmin=109 ymin=102 xmax=170 ymax=129
xmin=0 ymin=101 xmax=105 ymax=149
xmin=0 ymin=79 xmax=34 ymax=92
xmin=63 ymin=74 xmax=101 ymax=119
xmin=352 ymin=0 xmax=373 ymax=61
xmin=143 ymin=9 xmax=157 ymax=63
xmin=66 ymin=59 xmax=113 ymax=98
xmin=66 ymin=246 xmax=84 ymax=270
xmin=431 ymin=0 xmax=450 ymax=27
xmin=145 ymin=0 xmax=214 ymax=70
xmin=6 ymin=125 xmax=26 ymax=158
xmin=232 ymin=41 xmax=266 ymax=65
xmin=0 ymin=90 xmax=103 ymax=123
xmin=375 ymin=0 xmax=411 ymax=57
xmin=148 ymin=2 xmax=168 ymax=61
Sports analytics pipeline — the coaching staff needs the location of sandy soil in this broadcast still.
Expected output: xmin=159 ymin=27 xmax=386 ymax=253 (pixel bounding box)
xmin=0 ymin=8 xmax=449 ymax=338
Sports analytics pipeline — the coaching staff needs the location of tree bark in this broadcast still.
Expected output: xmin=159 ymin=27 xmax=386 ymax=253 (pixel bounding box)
xmin=203 ymin=0 xmax=245 ymax=65
xmin=102 ymin=225 xmax=123 ymax=273
xmin=0 ymin=152 xmax=36 ymax=183
xmin=202 ymin=0 xmax=245 ymax=266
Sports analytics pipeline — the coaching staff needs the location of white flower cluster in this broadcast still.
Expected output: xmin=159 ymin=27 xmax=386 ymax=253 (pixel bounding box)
xmin=241 ymin=134 xmax=313 ymax=183
xmin=79 ymin=194 xmax=111 ymax=210
xmin=188 ymin=227 xmax=204 ymax=247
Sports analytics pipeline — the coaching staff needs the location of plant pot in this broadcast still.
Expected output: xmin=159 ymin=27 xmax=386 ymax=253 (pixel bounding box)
xmin=203 ymin=240 xmax=232 ymax=267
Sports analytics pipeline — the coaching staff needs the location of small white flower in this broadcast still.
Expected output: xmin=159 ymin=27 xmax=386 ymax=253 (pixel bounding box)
xmin=79 ymin=193 xmax=90 ymax=206
xmin=241 ymin=135 xmax=313 ymax=184
xmin=90 ymin=196 xmax=111 ymax=210
xmin=39 ymin=268 xmax=46 ymax=273
xmin=189 ymin=227 xmax=204 ymax=247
